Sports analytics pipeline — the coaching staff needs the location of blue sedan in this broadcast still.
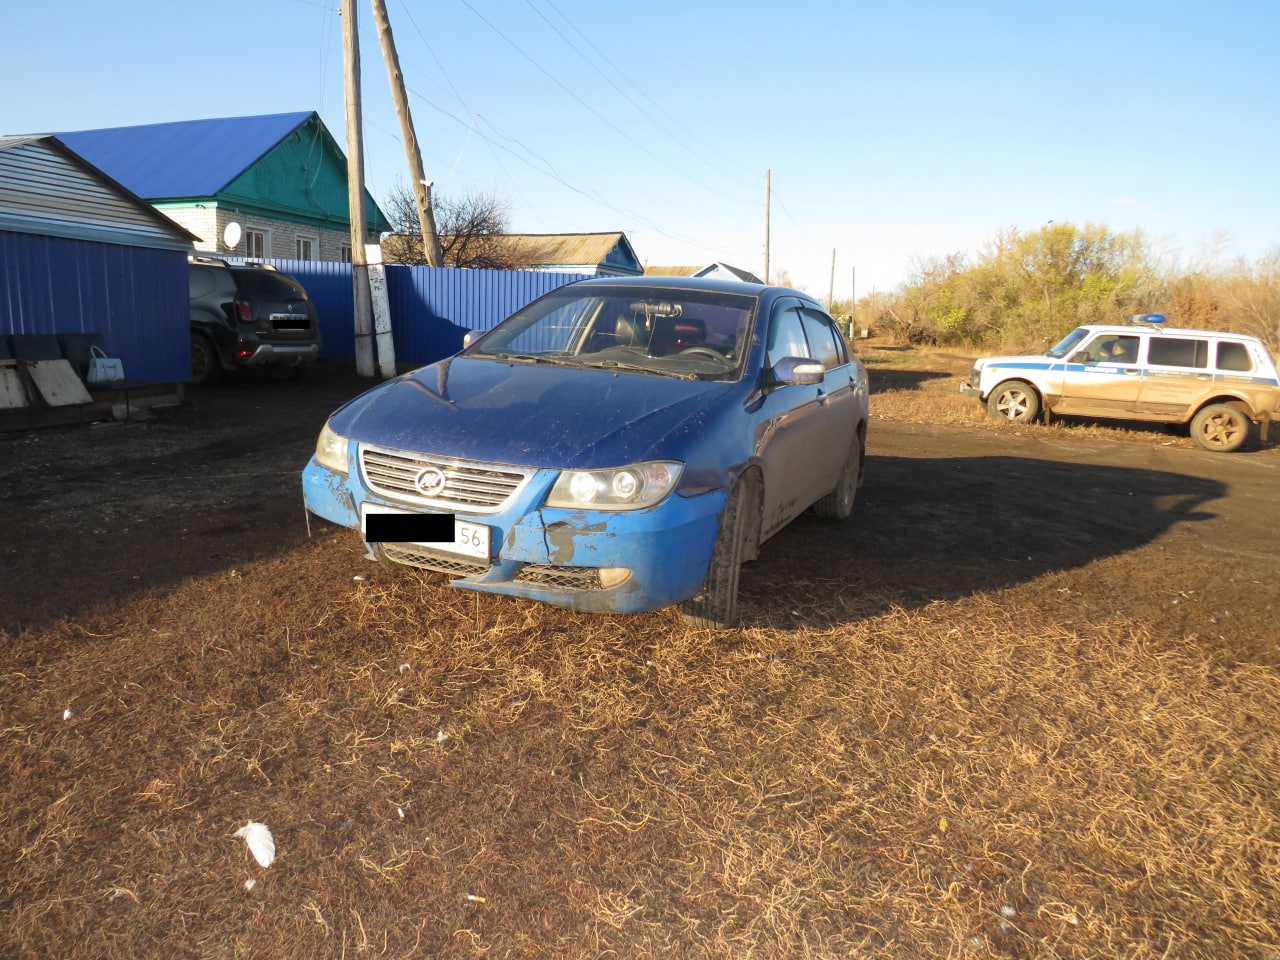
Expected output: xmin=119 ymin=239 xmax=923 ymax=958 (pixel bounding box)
xmin=302 ymin=277 xmax=868 ymax=627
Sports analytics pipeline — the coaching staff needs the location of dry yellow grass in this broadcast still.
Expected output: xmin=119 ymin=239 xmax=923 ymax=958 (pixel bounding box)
xmin=2 ymin=351 xmax=1279 ymax=958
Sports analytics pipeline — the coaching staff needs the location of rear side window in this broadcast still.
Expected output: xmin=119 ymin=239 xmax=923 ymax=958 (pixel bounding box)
xmin=232 ymin=270 xmax=310 ymax=301
xmin=1148 ymin=337 xmax=1208 ymax=369
xmin=1216 ymin=341 xmax=1254 ymax=372
xmin=189 ymin=266 xmax=234 ymax=299
xmin=799 ymin=308 xmax=847 ymax=369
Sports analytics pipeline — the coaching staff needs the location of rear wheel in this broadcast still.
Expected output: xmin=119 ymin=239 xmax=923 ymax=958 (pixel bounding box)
xmin=1190 ymin=403 xmax=1250 ymax=452
xmin=812 ymin=429 xmax=864 ymax=520
xmin=681 ymin=480 xmax=749 ymax=629
xmin=987 ymin=380 xmax=1040 ymax=424
xmin=189 ymin=332 xmax=221 ymax=385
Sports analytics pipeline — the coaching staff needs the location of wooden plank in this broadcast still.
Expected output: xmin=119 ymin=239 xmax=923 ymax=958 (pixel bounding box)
xmin=0 ymin=368 xmax=29 ymax=409
xmin=26 ymin=359 xmax=94 ymax=406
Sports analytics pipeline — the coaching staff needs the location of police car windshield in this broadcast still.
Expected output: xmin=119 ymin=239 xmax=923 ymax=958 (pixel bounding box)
xmin=1046 ymin=328 xmax=1089 ymax=359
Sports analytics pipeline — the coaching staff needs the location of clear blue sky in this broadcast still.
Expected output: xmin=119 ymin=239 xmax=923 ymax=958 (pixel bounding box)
xmin=4 ymin=0 xmax=1277 ymax=299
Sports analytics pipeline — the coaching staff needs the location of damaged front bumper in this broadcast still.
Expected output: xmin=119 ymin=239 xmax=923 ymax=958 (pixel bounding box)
xmin=301 ymin=455 xmax=725 ymax=614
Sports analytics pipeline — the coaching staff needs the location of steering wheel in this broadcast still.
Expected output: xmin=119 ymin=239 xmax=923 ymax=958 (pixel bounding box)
xmin=678 ymin=347 xmax=724 ymax=362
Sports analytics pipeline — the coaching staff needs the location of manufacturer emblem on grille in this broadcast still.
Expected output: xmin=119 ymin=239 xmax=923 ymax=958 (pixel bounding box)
xmin=413 ymin=466 xmax=448 ymax=497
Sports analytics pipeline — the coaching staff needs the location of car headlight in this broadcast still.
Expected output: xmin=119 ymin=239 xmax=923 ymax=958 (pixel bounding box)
xmin=314 ymin=421 xmax=349 ymax=475
xmin=546 ymin=461 xmax=683 ymax=510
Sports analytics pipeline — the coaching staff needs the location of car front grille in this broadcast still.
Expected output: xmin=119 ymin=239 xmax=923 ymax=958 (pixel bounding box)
xmin=377 ymin=543 xmax=490 ymax=578
xmin=359 ymin=445 xmax=532 ymax=512
xmin=514 ymin=565 xmax=605 ymax=590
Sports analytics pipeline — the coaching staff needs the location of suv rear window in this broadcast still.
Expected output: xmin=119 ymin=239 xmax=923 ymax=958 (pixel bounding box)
xmin=232 ymin=270 xmax=309 ymax=301
xmin=1216 ymin=341 xmax=1254 ymax=372
xmin=1148 ymin=337 xmax=1208 ymax=369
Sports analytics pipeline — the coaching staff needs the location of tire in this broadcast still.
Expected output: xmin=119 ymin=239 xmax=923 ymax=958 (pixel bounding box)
xmin=812 ymin=428 xmax=864 ymax=520
xmin=681 ymin=480 xmax=749 ymax=629
xmin=189 ymin=332 xmax=221 ymax=385
xmin=1190 ymin=403 xmax=1250 ymax=452
xmin=987 ymin=380 xmax=1040 ymax=424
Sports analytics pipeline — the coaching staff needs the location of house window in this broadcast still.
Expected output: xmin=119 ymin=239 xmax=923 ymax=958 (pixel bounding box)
xmin=339 ymin=243 xmax=352 ymax=263
xmin=296 ymin=236 xmax=315 ymax=261
xmin=245 ymin=229 xmax=267 ymax=258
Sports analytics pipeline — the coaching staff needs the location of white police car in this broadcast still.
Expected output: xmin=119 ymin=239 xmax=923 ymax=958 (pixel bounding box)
xmin=961 ymin=315 xmax=1280 ymax=452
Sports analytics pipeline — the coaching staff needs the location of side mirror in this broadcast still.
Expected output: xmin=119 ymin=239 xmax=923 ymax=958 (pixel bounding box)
xmin=769 ymin=356 xmax=825 ymax=386
xmin=461 ymin=329 xmax=483 ymax=349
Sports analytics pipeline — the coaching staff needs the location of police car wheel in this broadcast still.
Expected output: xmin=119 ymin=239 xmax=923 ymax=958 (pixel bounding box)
xmin=1190 ymin=403 xmax=1250 ymax=453
xmin=987 ymin=380 xmax=1040 ymax=424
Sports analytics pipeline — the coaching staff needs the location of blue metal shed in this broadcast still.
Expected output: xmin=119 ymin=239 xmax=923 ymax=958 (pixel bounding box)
xmin=0 ymin=135 xmax=195 ymax=384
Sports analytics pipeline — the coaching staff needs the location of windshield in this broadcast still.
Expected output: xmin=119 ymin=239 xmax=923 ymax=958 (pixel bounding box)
xmin=462 ymin=286 xmax=757 ymax=381
xmin=1045 ymin=327 xmax=1090 ymax=359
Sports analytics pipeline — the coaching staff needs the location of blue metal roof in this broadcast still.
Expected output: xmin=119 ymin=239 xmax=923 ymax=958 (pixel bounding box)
xmin=54 ymin=112 xmax=316 ymax=199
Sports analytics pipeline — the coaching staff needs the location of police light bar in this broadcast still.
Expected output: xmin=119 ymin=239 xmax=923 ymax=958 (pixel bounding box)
xmin=1127 ymin=313 xmax=1166 ymax=325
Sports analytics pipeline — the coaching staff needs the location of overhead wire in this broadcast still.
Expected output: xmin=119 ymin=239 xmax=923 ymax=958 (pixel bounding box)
xmin=452 ymin=0 xmax=743 ymax=204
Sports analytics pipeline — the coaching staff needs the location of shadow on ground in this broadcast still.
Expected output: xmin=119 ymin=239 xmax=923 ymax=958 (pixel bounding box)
xmin=739 ymin=453 xmax=1226 ymax=629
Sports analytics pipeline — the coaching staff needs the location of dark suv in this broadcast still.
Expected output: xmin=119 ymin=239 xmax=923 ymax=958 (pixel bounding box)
xmin=188 ymin=257 xmax=321 ymax=384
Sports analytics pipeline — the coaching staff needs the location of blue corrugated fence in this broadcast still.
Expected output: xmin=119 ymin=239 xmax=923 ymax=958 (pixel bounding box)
xmin=255 ymin=259 xmax=582 ymax=368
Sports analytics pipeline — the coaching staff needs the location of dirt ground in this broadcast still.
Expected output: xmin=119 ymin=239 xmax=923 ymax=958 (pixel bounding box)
xmin=3 ymin=357 xmax=1279 ymax=959
xmin=3 ymin=360 xmax=1277 ymax=651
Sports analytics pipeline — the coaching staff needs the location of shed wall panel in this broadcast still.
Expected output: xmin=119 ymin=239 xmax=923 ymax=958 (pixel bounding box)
xmin=0 ymin=231 xmax=189 ymax=383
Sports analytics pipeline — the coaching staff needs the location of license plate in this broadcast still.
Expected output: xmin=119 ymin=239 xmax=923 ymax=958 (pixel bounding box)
xmin=360 ymin=505 xmax=490 ymax=560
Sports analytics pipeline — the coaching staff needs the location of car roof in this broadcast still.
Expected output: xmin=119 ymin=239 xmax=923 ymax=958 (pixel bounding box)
xmin=572 ymin=274 xmax=808 ymax=300
xmin=1079 ymin=323 xmax=1265 ymax=344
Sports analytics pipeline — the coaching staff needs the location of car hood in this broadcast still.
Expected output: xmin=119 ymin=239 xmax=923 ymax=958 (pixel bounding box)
xmin=328 ymin=357 xmax=737 ymax=468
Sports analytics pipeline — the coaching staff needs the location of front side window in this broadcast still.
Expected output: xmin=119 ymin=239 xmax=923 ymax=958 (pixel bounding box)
xmin=1083 ymin=335 xmax=1140 ymax=364
xmin=766 ymin=302 xmax=811 ymax=368
xmin=1149 ymin=337 xmax=1208 ymax=369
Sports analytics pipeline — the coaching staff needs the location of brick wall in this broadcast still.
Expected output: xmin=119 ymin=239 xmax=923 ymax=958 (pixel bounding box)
xmin=161 ymin=205 xmax=374 ymax=263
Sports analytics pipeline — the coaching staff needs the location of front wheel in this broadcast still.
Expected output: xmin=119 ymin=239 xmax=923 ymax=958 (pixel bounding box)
xmin=681 ymin=480 xmax=748 ymax=629
xmin=1190 ymin=403 xmax=1250 ymax=452
xmin=987 ymin=380 xmax=1040 ymax=424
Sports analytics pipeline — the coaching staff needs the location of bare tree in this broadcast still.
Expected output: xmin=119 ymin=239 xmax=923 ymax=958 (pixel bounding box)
xmin=381 ymin=186 xmax=550 ymax=270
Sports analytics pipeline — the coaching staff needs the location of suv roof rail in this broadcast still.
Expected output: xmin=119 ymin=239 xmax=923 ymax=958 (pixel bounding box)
xmin=190 ymin=255 xmax=230 ymax=267
xmin=236 ymin=260 xmax=279 ymax=272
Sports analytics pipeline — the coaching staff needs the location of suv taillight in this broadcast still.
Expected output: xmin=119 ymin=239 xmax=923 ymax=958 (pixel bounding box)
xmin=234 ymin=298 xmax=253 ymax=323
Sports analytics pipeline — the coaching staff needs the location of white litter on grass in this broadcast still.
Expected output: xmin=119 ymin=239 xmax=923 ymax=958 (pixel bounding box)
xmin=244 ymin=878 xmax=257 ymax=891
xmin=234 ymin=821 xmax=276 ymax=868
xmin=436 ymin=730 xmax=451 ymax=744
xmin=62 ymin=708 xmax=73 ymax=721
xmin=353 ymin=575 xmax=365 ymax=582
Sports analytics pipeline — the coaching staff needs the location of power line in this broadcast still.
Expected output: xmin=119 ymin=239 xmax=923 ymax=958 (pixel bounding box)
xmin=453 ymin=0 xmax=741 ymax=204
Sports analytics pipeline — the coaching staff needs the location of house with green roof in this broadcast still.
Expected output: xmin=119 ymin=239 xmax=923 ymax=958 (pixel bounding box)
xmin=57 ymin=112 xmax=388 ymax=263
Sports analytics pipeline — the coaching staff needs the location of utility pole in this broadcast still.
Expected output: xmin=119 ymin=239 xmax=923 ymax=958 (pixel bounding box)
xmin=369 ymin=0 xmax=443 ymax=267
xmin=828 ymin=248 xmax=836 ymax=309
xmin=341 ymin=0 xmax=375 ymax=377
xmin=763 ymin=169 xmax=771 ymax=284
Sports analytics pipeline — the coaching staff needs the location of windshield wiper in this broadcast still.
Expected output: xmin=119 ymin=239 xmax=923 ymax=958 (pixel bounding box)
xmin=479 ymin=352 xmax=572 ymax=366
xmin=588 ymin=359 xmax=698 ymax=380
